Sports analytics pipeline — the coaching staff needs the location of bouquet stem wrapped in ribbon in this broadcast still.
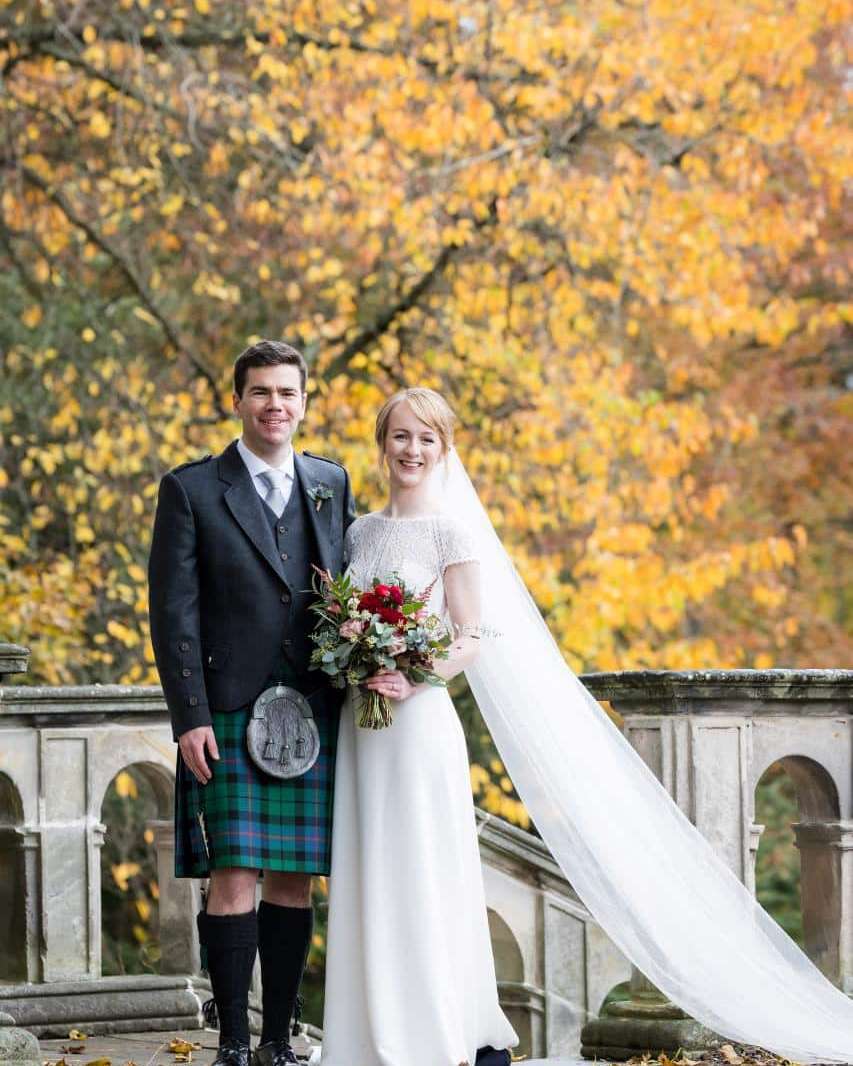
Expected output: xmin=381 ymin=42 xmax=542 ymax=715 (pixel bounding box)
xmin=308 ymin=567 xmax=451 ymax=729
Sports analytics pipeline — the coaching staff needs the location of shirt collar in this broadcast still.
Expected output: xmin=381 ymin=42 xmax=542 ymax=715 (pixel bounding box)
xmin=237 ymin=437 xmax=295 ymax=481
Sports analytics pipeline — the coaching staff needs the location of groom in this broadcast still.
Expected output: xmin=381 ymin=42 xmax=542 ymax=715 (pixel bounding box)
xmin=148 ymin=340 xmax=355 ymax=1066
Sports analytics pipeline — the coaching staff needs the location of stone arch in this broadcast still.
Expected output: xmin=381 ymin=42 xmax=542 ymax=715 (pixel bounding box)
xmin=752 ymin=753 xmax=842 ymax=822
xmin=0 ymin=771 xmax=27 ymax=981
xmin=487 ymin=907 xmax=525 ymax=983
xmin=99 ymin=762 xmax=172 ymax=976
xmin=754 ymin=755 xmax=844 ymax=985
xmin=97 ymin=759 xmax=174 ymax=824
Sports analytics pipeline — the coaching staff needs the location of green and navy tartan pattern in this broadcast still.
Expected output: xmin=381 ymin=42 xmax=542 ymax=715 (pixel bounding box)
xmin=174 ymin=688 xmax=339 ymax=878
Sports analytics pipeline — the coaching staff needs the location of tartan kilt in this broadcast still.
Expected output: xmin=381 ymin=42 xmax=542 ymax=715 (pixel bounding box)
xmin=174 ymin=682 xmax=340 ymax=878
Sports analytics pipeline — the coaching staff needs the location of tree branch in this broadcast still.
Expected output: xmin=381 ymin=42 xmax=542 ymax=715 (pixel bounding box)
xmin=19 ymin=163 xmax=228 ymax=415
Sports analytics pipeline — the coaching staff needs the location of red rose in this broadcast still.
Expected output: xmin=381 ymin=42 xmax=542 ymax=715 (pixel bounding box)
xmin=358 ymin=592 xmax=383 ymax=612
xmin=377 ymin=606 xmax=406 ymax=625
xmin=388 ymin=585 xmax=404 ymax=605
xmin=374 ymin=583 xmax=392 ymax=598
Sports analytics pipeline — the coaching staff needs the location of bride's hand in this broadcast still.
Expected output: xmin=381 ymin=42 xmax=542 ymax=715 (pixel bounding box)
xmin=364 ymin=668 xmax=416 ymax=701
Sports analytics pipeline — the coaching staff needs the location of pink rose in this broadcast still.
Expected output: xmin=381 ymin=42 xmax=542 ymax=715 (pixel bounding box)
xmin=340 ymin=619 xmax=365 ymax=640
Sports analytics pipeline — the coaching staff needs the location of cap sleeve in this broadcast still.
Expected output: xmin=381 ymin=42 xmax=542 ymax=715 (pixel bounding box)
xmin=438 ymin=515 xmax=480 ymax=570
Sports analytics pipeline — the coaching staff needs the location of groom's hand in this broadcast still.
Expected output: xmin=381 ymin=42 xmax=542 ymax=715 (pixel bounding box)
xmin=179 ymin=725 xmax=220 ymax=784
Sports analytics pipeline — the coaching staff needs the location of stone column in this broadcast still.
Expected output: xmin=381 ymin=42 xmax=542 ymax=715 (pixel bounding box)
xmin=147 ymin=820 xmax=202 ymax=974
xmin=577 ymin=668 xmax=853 ymax=1060
xmin=793 ymin=820 xmax=853 ymax=990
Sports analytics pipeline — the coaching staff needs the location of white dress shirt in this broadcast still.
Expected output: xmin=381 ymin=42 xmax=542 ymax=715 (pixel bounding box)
xmin=237 ymin=437 xmax=295 ymax=510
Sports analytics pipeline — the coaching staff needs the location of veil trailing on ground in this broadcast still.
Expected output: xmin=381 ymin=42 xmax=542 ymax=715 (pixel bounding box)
xmin=444 ymin=447 xmax=853 ymax=1063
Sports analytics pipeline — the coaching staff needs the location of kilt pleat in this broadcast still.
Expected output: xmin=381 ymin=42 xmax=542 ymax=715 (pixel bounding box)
xmin=174 ymin=694 xmax=339 ymax=878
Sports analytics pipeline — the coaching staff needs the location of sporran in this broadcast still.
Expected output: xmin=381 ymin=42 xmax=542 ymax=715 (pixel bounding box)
xmin=246 ymin=683 xmax=320 ymax=779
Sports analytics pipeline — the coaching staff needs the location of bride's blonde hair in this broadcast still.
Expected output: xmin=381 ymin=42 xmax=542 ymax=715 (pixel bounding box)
xmin=374 ymin=388 xmax=456 ymax=460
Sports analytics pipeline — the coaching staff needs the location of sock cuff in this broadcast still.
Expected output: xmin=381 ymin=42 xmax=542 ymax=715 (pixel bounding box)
xmin=200 ymin=907 xmax=258 ymax=947
xmin=257 ymin=899 xmax=313 ymax=934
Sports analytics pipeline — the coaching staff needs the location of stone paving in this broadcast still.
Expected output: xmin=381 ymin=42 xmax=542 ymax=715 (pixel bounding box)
xmin=35 ymin=1029 xmax=587 ymax=1066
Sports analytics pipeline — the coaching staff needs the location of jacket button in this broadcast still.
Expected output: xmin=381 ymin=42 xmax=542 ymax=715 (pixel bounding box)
xmin=188 ymin=696 xmax=198 ymax=707
xmin=278 ymin=525 xmax=288 ymax=534
xmin=280 ymin=552 xmax=289 ymax=561
xmin=179 ymin=641 xmax=190 ymax=651
xmin=182 ymin=668 xmax=191 ymax=678
xmin=281 ymin=592 xmax=291 ymax=605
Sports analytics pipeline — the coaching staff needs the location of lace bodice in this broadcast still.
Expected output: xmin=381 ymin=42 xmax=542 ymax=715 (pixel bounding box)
xmin=345 ymin=512 xmax=479 ymax=620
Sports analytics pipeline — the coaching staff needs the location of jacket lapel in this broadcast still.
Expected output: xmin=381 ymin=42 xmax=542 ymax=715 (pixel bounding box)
xmin=218 ymin=441 xmax=288 ymax=585
xmin=294 ymin=453 xmax=334 ymax=575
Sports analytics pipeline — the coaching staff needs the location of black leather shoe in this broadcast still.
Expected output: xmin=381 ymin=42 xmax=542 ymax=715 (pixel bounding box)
xmin=252 ymin=1037 xmax=299 ymax=1066
xmin=212 ymin=1040 xmax=251 ymax=1066
xmin=475 ymin=1048 xmax=511 ymax=1066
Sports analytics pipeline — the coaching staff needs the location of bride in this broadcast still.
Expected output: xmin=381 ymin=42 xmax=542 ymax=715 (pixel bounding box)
xmin=320 ymin=388 xmax=853 ymax=1066
xmin=320 ymin=388 xmax=517 ymax=1066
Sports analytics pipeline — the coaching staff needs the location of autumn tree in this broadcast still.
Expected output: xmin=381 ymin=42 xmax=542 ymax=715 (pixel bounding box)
xmin=1 ymin=0 xmax=850 ymax=721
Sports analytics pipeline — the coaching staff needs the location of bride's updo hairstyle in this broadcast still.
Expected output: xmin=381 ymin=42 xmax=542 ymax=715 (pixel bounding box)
xmin=374 ymin=387 xmax=456 ymax=462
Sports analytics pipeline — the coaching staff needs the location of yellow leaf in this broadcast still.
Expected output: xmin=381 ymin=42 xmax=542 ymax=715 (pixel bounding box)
xmin=22 ymin=305 xmax=43 ymax=328
xmin=133 ymin=307 xmax=160 ymax=327
xmin=89 ymin=112 xmax=111 ymax=139
xmin=81 ymin=327 xmax=96 ymax=343
xmin=160 ymin=194 xmax=185 ymax=217
xmin=114 ymin=770 xmax=138 ymax=798
xmin=82 ymin=25 xmax=97 ymax=44
xmin=169 ymin=1040 xmax=200 ymax=1055
xmin=68 ymin=1031 xmax=87 ymax=1041
xmin=194 ymin=0 xmax=210 ymax=11
xmin=111 ymin=862 xmax=140 ymax=891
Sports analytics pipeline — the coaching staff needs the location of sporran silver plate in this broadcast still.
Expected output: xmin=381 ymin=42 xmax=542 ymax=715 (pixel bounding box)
xmin=246 ymin=683 xmax=320 ymax=779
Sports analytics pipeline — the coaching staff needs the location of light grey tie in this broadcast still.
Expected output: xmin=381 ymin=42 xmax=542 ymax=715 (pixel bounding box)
xmin=259 ymin=468 xmax=288 ymax=518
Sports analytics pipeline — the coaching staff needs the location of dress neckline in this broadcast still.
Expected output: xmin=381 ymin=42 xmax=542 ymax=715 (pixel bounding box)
xmin=369 ymin=510 xmax=444 ymax=522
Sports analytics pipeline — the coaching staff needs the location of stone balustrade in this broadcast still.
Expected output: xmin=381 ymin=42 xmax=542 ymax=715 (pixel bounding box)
xmin=2 ymin=646 xmax=850 ymax=1061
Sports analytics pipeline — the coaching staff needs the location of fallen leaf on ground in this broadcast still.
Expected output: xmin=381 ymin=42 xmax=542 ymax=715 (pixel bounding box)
xmin=60 ymin=1046 xmax=86 ymax=1055
xmin=168 ymin=1040 xmax=200 ymax=1056
xmin=85 ymin=1058 xmax=112 ymax=1066
xmin=68 ymin=1032 xmax=87 ymax=1041
xmin=721 ymin=1046 xmax=744 ymax=1065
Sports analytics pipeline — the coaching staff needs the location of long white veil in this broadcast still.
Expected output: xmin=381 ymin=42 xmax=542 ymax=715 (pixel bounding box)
xmin=444 ymin=447 xmax=853 ymax=1063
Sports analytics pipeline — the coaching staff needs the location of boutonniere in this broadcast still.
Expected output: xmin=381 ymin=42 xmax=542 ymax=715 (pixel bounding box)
xmin=307 ymin=482 xmax=334 ymax=512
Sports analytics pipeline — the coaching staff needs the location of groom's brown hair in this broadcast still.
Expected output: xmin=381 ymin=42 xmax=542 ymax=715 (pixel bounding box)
xmin=233 ymin=339 xmax=308 ymax=396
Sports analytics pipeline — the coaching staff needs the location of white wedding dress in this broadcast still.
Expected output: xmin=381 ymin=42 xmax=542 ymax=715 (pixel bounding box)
xmin=320 ymin=511 xmax=519 ymax=1066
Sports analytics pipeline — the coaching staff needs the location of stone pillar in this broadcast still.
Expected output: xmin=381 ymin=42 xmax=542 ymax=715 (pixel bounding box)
xmin=793 ymin=820 xmax=853 ymax=990
xmin=39 ymin=731 xmax=99 ymax=980
xmin=0 ymin=645 xmax=30 ymax=682
xmin=577 ymin=668 xmax=853 ymax=1060
xmin=147 ymin=820 xmax=202 ymax=974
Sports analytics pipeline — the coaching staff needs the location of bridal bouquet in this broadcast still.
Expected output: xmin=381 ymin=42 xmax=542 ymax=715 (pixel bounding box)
xmin=308 ymin=567 xmax=452 ymax=729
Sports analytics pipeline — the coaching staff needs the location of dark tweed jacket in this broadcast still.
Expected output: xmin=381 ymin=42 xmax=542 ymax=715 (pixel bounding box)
xmin=148 ymin=440 xmax=356 ymax=739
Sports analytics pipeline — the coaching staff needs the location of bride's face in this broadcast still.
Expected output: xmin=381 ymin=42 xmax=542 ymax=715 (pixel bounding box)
xmin=383 ymin=401 xmax=443 ymax=489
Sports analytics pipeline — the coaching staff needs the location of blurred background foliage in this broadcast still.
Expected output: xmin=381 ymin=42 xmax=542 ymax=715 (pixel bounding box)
xmin=3 ymin=0 xmax=848 ymax=1020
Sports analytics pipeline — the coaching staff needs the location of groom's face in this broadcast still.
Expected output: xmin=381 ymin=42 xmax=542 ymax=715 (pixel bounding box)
xmin=233 ymin=363 xmax=307 ymax=455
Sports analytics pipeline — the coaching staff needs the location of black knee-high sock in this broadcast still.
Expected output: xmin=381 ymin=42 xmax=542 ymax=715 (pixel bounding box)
xmin=199 ymin=909 xmax=258 ymax=1047
xmin=257 ymin=901 xmax=313 ymax=1045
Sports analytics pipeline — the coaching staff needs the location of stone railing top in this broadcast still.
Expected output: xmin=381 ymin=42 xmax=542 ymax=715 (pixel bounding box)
xmin=0 ymin=643 xmax=30 ymax=679
xmin=580 ymin=668 xmax=853 ymax=712
xmin=0 ymin=684 xmax=167 ymax=721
